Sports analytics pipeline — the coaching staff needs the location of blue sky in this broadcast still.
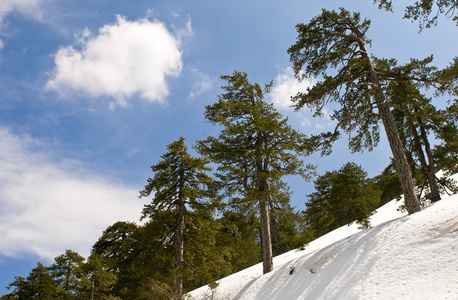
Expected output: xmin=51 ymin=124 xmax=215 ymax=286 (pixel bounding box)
xmin=1 ymin=0 xmax=457 ymax=293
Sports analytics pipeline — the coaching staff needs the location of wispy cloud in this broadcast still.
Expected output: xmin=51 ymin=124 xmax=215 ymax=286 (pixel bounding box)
xmin=270 ymin=67 xmax=314 ymax=110
xmin=271 ymin=67 xmax=334 ymax=132
xmin=188 ymin=68 xmax=213 ymax=99
xmin=46 ymin=15 xmax=188 ymax=108
xmin=0 ymin=0 xmax=49 ymax=51
xmin=0 ymin=127 xmax=144 ymax=260
xmin=0 ymin=0 xmax=47 ymax=25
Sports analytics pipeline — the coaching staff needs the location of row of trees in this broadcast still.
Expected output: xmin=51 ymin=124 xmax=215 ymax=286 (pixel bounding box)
xmin=3 ymin=1 xmax=458 ymax=299
xmin=1 ymin=160 xmax=405 ymax=300
xmin=2 ymin=250 xmax=117 ymax=300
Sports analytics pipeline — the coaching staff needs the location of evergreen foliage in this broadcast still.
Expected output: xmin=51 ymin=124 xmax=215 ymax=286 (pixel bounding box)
xmin=197 ymin=71 xmax=315 ymax=274
xmin=373 ymin=161 xmax=403 ymax=206
xmin=374 ymin=0 xmax=458 ymax=29
xmin=92 ymin=221 xmax=153 ymax=299
xmin=215 ymin=209 xmax=262 ymax=272
xmin=49 ymin=249 xmax=85 ymax=299
xmin=2 ymin=5 xmax=458 ymax=298
xmin=2 ymin=262 xmax=56 ymax=300
xmin=305 ymin=162 xmax=381 ymax=238
xmin=287 ymin=8 xmax=436 ymax=214
xmin=78 ymin=254 xmax=118 ymax=300
xmin=377 ymin=58 xmax=458 ymax=200
xmin=139 ymin=137 xmax=229 ymax=299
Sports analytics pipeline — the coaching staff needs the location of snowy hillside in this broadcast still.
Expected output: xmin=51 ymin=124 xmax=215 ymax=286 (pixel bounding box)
xmin=189 ymin=177 xmax=458 ymax=300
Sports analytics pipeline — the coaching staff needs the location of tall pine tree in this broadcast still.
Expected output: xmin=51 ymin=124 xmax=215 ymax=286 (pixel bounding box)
xmin=287 ymin=8 xmax=435 ymax=214
xmin=197 ymin=71 xmax=314 ymax=274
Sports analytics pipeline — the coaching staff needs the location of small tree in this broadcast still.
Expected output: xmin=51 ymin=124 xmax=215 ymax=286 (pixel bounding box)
xmin=373 ymin=160 xmax=403 ymax=205
xmin=197 ymin=71 xmax=314 ymax=273
xmin=305 ymin=162 xmax=381 ymax=237
xmin=288 ymin=8 xmax=426 ymax=214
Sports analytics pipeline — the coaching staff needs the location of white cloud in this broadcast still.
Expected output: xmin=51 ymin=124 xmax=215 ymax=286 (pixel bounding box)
xmin=46 ymin=15 xmax=186 ymax=107
xmin=188 ymin=68 xmax=213 ymax=99
xmin=270 ymin=67 xmax=314 ymax=110
xmin=270 ymin=67 xmax=336 ymax=132
xmin=0 ymin=127 xmax=144 ymax=260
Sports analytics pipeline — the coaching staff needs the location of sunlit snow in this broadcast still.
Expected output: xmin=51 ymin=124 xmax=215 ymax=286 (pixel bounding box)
xmin=189 ymin=174 xmax=458 ymax=300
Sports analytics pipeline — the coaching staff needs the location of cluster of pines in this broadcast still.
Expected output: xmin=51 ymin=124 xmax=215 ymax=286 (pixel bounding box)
xmin=3 ymin=1 xmax=458 ymax=299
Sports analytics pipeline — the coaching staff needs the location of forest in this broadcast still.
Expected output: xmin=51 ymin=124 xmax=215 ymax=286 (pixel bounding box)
xmin=2 ymin=1 xmax=458 ymax=299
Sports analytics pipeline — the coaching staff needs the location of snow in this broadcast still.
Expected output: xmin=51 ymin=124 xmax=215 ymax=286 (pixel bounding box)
xmin=188 ymin=174 xmax=458 ymax=300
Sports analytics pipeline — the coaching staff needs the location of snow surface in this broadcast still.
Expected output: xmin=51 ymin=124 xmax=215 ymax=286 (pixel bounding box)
xmin=188 ymin=175 xmax=458 ymax=300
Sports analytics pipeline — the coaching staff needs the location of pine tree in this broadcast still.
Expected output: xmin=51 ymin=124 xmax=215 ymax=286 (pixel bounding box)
xmin=78 ymin=254 xmax=117 ymax=300
xmin=288 ymin=8 xmax=428 ymax=214
xmin=373 ymin=160 xmax=403 ymax=205
xmin=50 ymin=250 xmax=85 ymax=299
xmin=92 ymin=221 xmax=149 ymax=299
xmin=139 ymin=137 xmax=222 ymax=299
xmin=215 ymin=209 xmax=262 ymax=273
xmin=197 ymin=71 xmax=314 ymax=274
xmin=382 ymin=76 xmax=441 ymax=202
xmin=305 ymin=162 xmax=381 ymax=238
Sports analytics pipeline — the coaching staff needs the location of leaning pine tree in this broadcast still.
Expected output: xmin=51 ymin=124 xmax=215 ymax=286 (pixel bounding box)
xmin=288 ymin=8 xmax=424 ymax=214
xmin=139 ymin=137 xmax=218 ymax=300
xmin=197 ymin=71 xmax=315 ymax=274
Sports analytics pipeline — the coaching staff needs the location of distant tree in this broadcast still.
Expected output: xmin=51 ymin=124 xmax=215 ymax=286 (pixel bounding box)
xmin=50 ymin=250 xmax=85 ymax=299
xmin=78 ymin=254 xmax=117 ymax=300
xmin=197 ymin=71 xmax=315 ymax=274
xmin=268 ymin=182 xmax=313 ymax=255
xmin=374 ymin=0 xmax=458 ymax=29
xmin=139 ymin=137 xmax=224 ymax=299
xmin=217 ymin=208 xmax=262 ymax=271
xmin=92 ymin=221 xmax=150 ymax=299
xmin=433 ymin=109 xmax=458 ymax=176
xmin=373 ymin=160 xmax=403 ymax=205
xmin=287 ymin=8 xmax=439 ymax=214
xmin=2 ymin=262 xmax=57 ymax=300
xmin=305 ymin=162 xmax=381 ymax=237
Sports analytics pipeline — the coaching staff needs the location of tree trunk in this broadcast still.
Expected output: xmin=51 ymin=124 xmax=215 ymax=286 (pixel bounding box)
xmin=175 ymin=166 xmax=185 ymax=300
xmin=259 ymin=198 xmax=273 ymax=274
xmin=256 ymin=133 xmax=273 ymax=274
xmin=90 ymin=274 xmax=95 ymax=300
xmin=363 ymin=50 xmax=421 ymax=214
xmin=375 ymin=100 xmax=421 ymax=213
xmin=418 ymin=118 xmax=441 ymax=202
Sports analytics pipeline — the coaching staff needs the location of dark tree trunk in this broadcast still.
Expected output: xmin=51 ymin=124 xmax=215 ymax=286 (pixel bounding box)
xmin=175 ymin=203 xmax=184 ymax=300
xmin=175 ymin=166 xmax=185 ymax=300
xmin=375 ymin=98 xmax=421 ymax=214
xmin=256 ymin=133 xmax=273 ymax=274
xmin=418 ymin=118 xmax=441 ymax=202
xmin=259 ymin=197 xmax=273 ymax=274
xmin=90 ymin=275 xmax=95 ymax=300
xmin=364 ymin=50 xmax=421 ymax=214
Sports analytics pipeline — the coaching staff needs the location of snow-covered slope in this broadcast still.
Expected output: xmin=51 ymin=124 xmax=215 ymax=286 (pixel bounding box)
xmin=189 ymin=179 xmax=458 ymax=299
